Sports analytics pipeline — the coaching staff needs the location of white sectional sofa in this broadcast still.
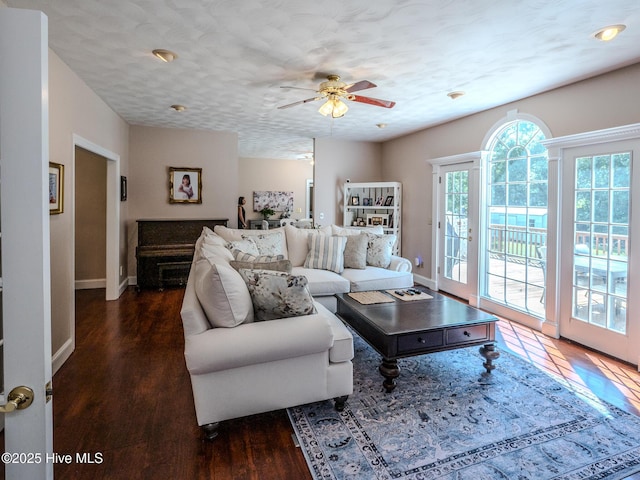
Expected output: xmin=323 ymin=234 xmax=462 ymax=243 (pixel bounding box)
xmin=213 ymin=223 xmax=414 ymax=311
xmin=179 ymin=223 xmax=413 ymax=439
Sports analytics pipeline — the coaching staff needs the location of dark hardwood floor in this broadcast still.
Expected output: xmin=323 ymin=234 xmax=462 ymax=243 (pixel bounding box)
xmin=4 ymin=286 xmax=639 ymax=479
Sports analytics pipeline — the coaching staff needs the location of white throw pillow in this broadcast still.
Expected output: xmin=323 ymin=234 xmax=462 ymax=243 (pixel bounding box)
xmin=200 ymin=243 xmax=234 ymax=264
xmin=213 ymin=224 xmax=244 ymax=242
xmin=239 ymin=269 xmax=316 ymax=321
xmin=242 ymin=230 xmax=287 ymax=257
xmin=304 ymin=235 xmax=347 ymax=273
xmin=285 ymin=224 xmax=331 ymax=267
xmin=194 ymin=258 xmax=254 ymax=328
xmin=366 ymin=233 xmax=397 ymax=268
xmin=226 ymin=238 xmax=259 ymax=256
xmin=342 ymin=233 xmax=368 ymax=269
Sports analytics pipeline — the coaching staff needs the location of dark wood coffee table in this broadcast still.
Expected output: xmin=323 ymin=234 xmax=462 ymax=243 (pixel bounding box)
xmin=335 ymin=289 xmax=500 ymax=392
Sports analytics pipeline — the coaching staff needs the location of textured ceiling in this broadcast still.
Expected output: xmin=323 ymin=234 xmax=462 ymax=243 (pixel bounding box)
xmin=7 ymin=0 xmax=640 ymax=160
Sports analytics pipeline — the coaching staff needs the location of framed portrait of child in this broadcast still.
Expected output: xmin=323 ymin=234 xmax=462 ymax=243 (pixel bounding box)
xmin=169 ymin=167 xmax=202 ymax=204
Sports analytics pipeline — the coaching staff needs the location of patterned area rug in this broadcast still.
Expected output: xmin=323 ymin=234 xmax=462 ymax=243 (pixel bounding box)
xmin=288 ymin=334 xmax=640 ymax=479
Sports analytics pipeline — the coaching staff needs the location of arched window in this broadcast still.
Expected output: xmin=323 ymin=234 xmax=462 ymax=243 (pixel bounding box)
xmin=483 ymin=119 xmax=548 ymax=317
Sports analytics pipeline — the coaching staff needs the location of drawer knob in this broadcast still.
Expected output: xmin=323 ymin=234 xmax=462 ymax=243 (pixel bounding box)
xmin=463 ymin=331 xmax=470 ymax=337
xmin=417 ymin=337 xmax=426 ymax=344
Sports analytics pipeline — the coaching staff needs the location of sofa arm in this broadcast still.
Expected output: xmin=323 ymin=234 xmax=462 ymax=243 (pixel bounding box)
xmin=185 ymin=313 xmax=335 ymax=375
xmin=389 ymin=255 xmax=412 ymax=272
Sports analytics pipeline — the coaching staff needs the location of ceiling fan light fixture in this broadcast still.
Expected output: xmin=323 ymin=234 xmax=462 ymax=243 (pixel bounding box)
xmin=318 ymin=97 xmax=348 ymax=118
xmin=152 ymin=49 xmax=177 ymax=62
xmin=331 ymin=99 xmax=348 ymax=118
xmin=593 ymin=24 xmax=626 ymax=41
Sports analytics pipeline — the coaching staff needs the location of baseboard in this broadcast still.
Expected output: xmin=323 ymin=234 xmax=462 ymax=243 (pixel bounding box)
xmin=52 ymin=337 xmax=74 ymax=375
xmin=129 ymin=275 xmax=137 ymax=286
xmin=413 ymin=273 xmax=436 ymax=290
xmin=75 ymin=278 xmax=106 ymax=290
xmin=119 ymin=277 xmax=129 ymax=296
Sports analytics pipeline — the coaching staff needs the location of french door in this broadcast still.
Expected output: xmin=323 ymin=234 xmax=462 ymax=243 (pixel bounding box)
xmin=559 ymin=139 xmax=640 ymax=364
xmin=436 ymin=163 xmax=477 ymax=300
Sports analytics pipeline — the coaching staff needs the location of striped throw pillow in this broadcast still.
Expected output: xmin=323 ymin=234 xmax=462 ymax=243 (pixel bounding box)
xmin=303 ymin=235 xmax=347 ymax=273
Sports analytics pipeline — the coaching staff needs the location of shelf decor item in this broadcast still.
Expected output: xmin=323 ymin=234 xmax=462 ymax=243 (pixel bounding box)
xmin=351 ymin=194 xmax=360 ymax=206
xmin=384 ymin=195 xmax=394 ymax=206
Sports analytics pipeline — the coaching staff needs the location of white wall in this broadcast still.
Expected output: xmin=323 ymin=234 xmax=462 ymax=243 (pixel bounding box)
xmin=382 ymin=62 xmax=640 ymax=281
xmin=314 ymin=139 xmax=383 ymax=227
xmin=239 ymin=157 xmax=313 ymax=227
xmin=49 ymin=50 xmax=129 ymax=367
xmin=128 ymin=125 xmax=238 ymax=277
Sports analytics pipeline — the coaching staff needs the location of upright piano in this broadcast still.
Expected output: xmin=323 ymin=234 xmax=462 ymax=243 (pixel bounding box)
xmin=136 ymin=218 xmax=228 ymax=290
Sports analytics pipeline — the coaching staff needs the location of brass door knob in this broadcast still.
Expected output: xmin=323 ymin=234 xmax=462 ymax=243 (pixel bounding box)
xmin=0 ymin=386 xmax=34 ymax=413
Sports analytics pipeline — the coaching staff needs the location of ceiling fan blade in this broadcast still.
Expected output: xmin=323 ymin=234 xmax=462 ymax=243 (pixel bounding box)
xmin=345 ymin=80 xmax=376 ymax=93
xmin=351 ymin=95 xmax=396 ymax=108
xmin=277 ymin=97 xmax=322 ymax=109
xmin=280 ymin=86 xmax=318 ymax=92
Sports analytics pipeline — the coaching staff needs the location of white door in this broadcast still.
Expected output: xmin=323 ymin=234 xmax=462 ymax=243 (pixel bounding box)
xmin=559 ymin=140 xmax=640 ymax=364
xmin=437 ymin=163 xmax=476 ymax=300
xmin=1 ymin=8 xmax=54 ymax=479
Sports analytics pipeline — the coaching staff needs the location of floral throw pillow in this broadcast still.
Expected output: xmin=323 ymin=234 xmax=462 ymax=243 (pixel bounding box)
xmin=366 ymin=233 xmax=397 ymax=268
xmin=238 ymin=269 xmax=316 ymax=321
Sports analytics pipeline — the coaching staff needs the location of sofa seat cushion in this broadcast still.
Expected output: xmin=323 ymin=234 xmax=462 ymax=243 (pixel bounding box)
xmin=184 ymin=312 xmax=335 ymax=374
xmin=291 ymin=266 xmax=350 ymax=296
xmin=341 ymin=266 xmax=414 ymax=292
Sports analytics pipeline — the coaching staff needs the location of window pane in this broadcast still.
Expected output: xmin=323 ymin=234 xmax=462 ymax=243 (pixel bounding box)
xmin=529 ymin=182 xmax=547 ymax=207
xmin=491 ymin=161 xmax=506 ymax=182
xmin=508 ymin=184 xmax=527 ymax=206
xmin=491 ymin=185 xmax=506 ymax=205
xmin=592 ymin=191 xmax=609 ymax=223
xmin=612 ymin=153 xmax=630 ymax=188
xmin=594 ymin=155 xmax=610 ymax=188
xmin=530 ymin=156 xmax=548 ymax=181
xmin=611 ymin=190 xmax=629 ymax=224
xmin=576 ymin=157 xmax=592 ymax=189
xmin=508 ymin=158 xmax=527 ymax=181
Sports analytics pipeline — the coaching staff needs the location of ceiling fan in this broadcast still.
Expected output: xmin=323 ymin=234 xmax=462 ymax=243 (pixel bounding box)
xmin=277 ymin=75 xmax=396 ymax=118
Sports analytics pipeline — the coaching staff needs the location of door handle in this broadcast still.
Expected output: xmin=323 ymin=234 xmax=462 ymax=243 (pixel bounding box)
xmin=0 ymin=386 xmax=34 ymax=413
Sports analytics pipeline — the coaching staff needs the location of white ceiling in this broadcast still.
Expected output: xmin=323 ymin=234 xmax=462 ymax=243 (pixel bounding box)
xmin=7 ymin=0 xmax=640 ymax=160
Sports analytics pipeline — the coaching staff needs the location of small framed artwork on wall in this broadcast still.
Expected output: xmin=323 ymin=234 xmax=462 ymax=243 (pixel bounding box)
xmin=49 ymin=162 xmax=64 ymax=215
xmin=169 ymin=167 xmax=202 ymax=204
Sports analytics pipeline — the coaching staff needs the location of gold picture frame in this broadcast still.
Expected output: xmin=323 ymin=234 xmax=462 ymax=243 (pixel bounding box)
xmin=49 ymin=162 xmax=64 ymax=214
xmin=169 ymin=167 xmax=202 ymax=204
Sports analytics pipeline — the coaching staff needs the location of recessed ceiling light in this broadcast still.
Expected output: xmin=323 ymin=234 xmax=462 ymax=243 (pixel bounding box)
xmin=593 ymin=24 xmax=626 ymax=41
xmin=152 ymin=49 xmax=178 ymax=62
xmin=447 ymin=91 xmax=465 ymax=100
xmin=376 ymin=123 xmax=387 ymax=129
xmin=170 ymin=104 xmax=186 ymax=112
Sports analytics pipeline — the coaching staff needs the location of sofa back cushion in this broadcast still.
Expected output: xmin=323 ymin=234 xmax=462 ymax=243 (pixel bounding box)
xmin=304 ymin=235 xmax=347 ymax=273
xmin=214 ymin=225 xmax=288 ymax=257
xmin=239 ymin=269 xmax=316 ymax=321
xmin=193 ymin=258 xmax=254 ymax=328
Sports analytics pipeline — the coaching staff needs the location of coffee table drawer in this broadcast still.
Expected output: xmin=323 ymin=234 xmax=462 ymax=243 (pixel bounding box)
xmin=397 ymin=331 xmax=444 ymax=354
xmin=446 ymin=324 xmax=489 ymax=345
